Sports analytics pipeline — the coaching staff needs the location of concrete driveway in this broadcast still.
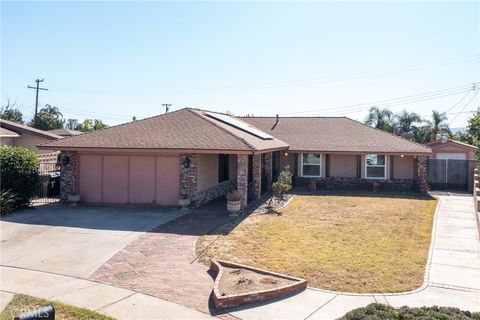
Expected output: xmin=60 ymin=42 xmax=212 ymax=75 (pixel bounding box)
xmin=1 ymin=204 xmax=185 ymax=278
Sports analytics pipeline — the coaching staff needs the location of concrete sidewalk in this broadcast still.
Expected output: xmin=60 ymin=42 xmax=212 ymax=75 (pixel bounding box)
xmin=0 ymin=266 xmax=213 ymax=319
xmin=227 ymin=195 xmax=480 ymax=320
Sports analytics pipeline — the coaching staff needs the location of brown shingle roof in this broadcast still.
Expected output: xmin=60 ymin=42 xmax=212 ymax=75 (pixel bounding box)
xmin=48 ymin=128 xmax=83 ymax=137
xmin=40 ymin=108 xmax=288 ymax=152
xmin=425 ymin=139 xmax=477 ymax=150
xmin=0 ymin=119 xmax=61 ymax=140
xmin=241 ymin=116 xmax=432 ymax=154
xmin=0 ymin=127 xmax=20 ymax=137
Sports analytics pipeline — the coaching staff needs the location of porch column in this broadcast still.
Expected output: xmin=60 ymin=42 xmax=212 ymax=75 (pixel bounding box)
xmin=237 ymin=154 xmax=248 ymax=209
xmin=253 ymin=154 xmax=262 ymax=199
xmin=59 ymin=151 xmax=77 ymax=201
xmin=265 ymin=152 xmax=273 ymax=191
xmin=180 ymin=153 xmax=198 ymax=204
xmin=416 ymin=155 xmax=429 ymax=194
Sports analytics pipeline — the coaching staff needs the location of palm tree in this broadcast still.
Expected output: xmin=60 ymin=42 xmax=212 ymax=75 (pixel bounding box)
xmin=427 ymin=110 xmax=450 ymax=141
xmin=365 ymin=107 xmax=395 ymax=133
xmin=395 ymin=110 xmax=423 ymax=136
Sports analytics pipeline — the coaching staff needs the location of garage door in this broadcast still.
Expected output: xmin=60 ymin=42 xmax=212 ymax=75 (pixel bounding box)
xmin=78 ymin=154 xmax=180 ymax=205
xmin=436 ymin=153 xmax=467 ymax=160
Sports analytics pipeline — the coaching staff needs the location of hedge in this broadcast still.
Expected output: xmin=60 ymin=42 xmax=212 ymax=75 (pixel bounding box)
xmin=0 ymin=147 xmax=39 ymax=209
xmin=340 ymin=303 xmax=480 ymax=320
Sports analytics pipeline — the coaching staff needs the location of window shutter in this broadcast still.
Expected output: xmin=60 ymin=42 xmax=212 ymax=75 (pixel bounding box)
xmin=356 ymin=155 xmax=361 ymax=178
xmin=325 ymin=154 xmax=330 ymax=177
xmin=390 ymin=156 xmax=394 ymax=179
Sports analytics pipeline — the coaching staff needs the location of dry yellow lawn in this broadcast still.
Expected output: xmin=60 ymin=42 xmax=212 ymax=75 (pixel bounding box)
xmin=197 ymin=194 xmax=437 ymax=293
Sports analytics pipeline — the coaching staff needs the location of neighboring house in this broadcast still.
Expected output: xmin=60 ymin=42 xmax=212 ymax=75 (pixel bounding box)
xmin=48 ymin=128 xmax=83 ymax=137
xmin=0 ymin=119 xmax=61 ymax=153
xmin=424 ymin=137 xmax=477 ymax=160
xmin=39 ymin=108 xmax=431 ymax=208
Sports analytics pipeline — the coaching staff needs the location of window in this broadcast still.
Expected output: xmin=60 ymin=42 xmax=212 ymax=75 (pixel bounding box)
xmin=365 ymin=154 xmax=386 ymax=179
xmin=218 ymin=154 xmax=230 ymax=183
xmin=301 ymin=153 xmax=321 ymax=177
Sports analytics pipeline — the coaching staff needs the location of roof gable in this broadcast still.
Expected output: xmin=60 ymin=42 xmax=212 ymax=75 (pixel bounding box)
xmin=40 ymin=108 xmax=288 ymax=152
xmin=0 ymin=119 xmax=61 ymax=140
xmin=425 ymin=139 xmax=477 ymax=150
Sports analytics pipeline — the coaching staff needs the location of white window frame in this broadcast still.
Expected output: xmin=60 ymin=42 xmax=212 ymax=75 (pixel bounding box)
xmin=365 ymin=154 xmax=387 ymax=179
xmin=300 ymin=153 xmax=322 ymax=177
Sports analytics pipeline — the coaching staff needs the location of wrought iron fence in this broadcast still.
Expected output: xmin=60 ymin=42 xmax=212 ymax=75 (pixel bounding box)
xmin=32 ymin=157 xmax=61 ymax=204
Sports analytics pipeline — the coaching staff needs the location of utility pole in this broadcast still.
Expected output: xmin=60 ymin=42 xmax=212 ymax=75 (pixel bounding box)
xmin=28 ymin=79 xmax=48 ymax=127
xmin=162 ymin=104 xmax=172 ymax=114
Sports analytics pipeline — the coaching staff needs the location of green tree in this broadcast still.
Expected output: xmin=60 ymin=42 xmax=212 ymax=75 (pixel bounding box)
xmin=65 ymin=118 xmax=79 ymax=130
xmin=395 ymin=110 xmax=423 ymax=136
xmin=365 ymin=107 xmax=395 ymax=133
xmin=77 ymin=119 xmax=108 ymax=132
xmin=426 ymin=110 xmax=450 ymax=141
xmin=31 ymin=104 xmax=64 ymax=130
xmin=0 ymin=147 xmax=39 ymax=208
xmin=0 ymin=99 xmax=23 ymax=123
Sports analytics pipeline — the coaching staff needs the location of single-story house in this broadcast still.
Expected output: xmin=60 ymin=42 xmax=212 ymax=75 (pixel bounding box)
xmin=424 ymin=136 xmax=477 ymax=160
xmin=39 ymin=108 xmax=431 ymax=208
xmin=0 ymin=119 xmax=61 ymax=153
xmin=48 ymin=128 xmax=83 ymax=137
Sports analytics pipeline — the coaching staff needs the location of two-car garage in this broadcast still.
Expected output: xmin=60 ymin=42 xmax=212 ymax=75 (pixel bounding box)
xmin=78 ymin=154 xmax=180 ymax=205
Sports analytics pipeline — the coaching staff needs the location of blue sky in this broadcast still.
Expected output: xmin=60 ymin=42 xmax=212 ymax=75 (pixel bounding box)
xmin=1 ymin=1 xmax=479 ymax=127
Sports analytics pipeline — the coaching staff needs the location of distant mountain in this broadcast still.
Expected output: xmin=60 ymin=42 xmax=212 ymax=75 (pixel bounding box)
xmin=451 ymin=127 xmax=466 ymax=134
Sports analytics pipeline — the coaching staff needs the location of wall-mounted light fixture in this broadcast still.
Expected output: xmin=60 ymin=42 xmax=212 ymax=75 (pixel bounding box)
xmin=400 ymin=154 xmax=404 ymax=158
xmin=284 ymin=152 xmax=289 ymax=157
xmin=183 ymin=157 xmax=191 ymax=168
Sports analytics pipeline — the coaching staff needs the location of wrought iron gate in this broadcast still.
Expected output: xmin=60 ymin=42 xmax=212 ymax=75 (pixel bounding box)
xmin=426 ymin=159 xmax=473 ymax=191
xmin=33 ymin=154 xmax=61 ymax=203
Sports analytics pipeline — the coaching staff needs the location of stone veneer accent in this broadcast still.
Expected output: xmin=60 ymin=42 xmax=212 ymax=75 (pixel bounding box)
xmin=416 ymin=155 xmax=429 ymax=194
xmin=253 ymin=154 xmax=262 ymax=199
xmin=195 ymin=180 xmax=237 ymax=207
xmin=179 ymin=154 xmax=198 ymax=203
xmin=237 ymin=154 xmax=248 ymax=209
xmin=265 ymin=153 xmax=273 ymax=191
xmin=294 ymin=176 xmax=417 ymax=192
xmin=59 ymin=151 xmax=77 ymax=200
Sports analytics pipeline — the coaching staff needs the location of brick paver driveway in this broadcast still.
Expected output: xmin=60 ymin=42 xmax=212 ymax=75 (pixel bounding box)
xmin=90 ymin=200 xmax=233 ymax=314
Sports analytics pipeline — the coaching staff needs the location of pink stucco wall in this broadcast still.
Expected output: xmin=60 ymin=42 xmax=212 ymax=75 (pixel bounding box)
xmin=13 ymin=132 xmax=55 ymax=153
xmin=393 ymin=155 xmax=415 ymax=179
xmin=198 ymin=154 xmax=218 ymax=192
xmin=431 ymin=144 xmax=475 ymax=160
xmin=330 ymin=154 xmax=356 ymax=177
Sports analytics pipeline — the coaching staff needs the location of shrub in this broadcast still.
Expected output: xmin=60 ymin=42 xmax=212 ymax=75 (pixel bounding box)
xmin=340 ymin=303 xmax=480 ymax=320
xmin=226 ymin=190 xmax=242 ymax=201
xmin=0 ymin=147 xmax=39 ymax=208
xmin=0 ymin=189 xmax=17 ymax=215
xmin=272 ymin=165 xmax=292 ymax=200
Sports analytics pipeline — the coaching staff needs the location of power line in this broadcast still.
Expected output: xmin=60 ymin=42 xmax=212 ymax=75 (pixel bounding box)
xmin=449 ymin=89 xmax=479 ymax=123
xmin=270 ymin=84 xmax=476 ymax=116
xmin=27 ymin=79 xmax=48 ymax=127
xmin=48 ymin=55 xmax=480 ymax=95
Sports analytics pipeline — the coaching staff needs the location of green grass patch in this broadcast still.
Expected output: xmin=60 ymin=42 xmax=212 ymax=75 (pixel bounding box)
xmin=1 ymin=294 xmax=115 ymax=320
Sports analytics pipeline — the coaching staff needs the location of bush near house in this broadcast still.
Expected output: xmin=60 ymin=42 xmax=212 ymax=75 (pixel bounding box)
xmin=272 ymin=165 xmax=292 ymax=199
xmin=340 ymin=303 xmax=480 ymax=320
xmin=0 ymin=147 xmax=39 ymax=211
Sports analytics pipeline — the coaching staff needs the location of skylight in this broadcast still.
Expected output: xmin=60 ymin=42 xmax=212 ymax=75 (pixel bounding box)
xmin=204 ymin=112 xmax=273 ymax=140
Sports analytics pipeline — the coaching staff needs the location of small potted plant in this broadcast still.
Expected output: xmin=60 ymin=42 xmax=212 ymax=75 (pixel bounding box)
xmin=178 ymin=195 xmax=191 ymax=210
xmin=226 ymin=190 xmax=242 ymax=216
